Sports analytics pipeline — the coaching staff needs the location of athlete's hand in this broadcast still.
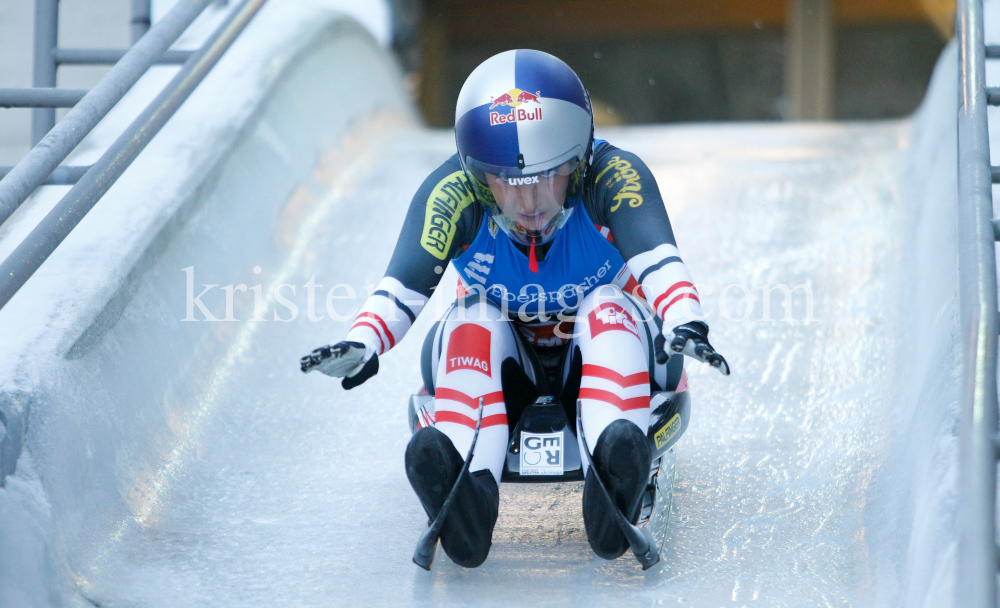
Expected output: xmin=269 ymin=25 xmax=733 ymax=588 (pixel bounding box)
xmin=654 ymin=321 xmax=730 ymax=376
xmin=300 ymin=341 xmax=379 ymax=389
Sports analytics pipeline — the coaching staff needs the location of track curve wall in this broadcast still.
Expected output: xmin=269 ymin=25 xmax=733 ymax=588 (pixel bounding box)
xmin=0 ymin=6 xmax=412 ymax=606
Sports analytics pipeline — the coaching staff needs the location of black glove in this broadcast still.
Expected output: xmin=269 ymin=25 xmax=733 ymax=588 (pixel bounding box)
xmin=654 ymin=321 xmax=730 ymax=376
xmin=300 ymin=341 xmax=379 ymax=390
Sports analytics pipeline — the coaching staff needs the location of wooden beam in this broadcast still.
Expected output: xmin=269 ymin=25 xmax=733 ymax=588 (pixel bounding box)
xmin=419 ymin=5 xmax=448 ymax=126
xmin=440 ymin=0 xmax=932 ymax=45
xmin=784 ymin=0 xmax=835 ymax=120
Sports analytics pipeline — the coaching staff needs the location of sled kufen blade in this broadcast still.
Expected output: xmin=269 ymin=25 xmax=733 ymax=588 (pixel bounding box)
xmin=577 ymin=403 xmax=660 ymax=571
xmin=413 ymin=397 xmax=485 ymax=570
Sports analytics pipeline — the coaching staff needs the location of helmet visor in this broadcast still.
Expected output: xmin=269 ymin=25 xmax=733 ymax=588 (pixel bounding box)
xmin=484 ymin=160 xmax=579 ymax=245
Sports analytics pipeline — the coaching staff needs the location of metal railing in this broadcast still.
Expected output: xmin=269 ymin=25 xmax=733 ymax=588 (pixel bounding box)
xmin=0 ymin=0 xmax=267 ymax=311
xmin=19 ymin=0 xmax=192 ymax=147
xmin=956 ymin=0 xmax=1000 ymax=606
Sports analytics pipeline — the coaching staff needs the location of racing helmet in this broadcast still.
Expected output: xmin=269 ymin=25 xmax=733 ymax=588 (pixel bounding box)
xmin=455 ymin=49 xmax=594 ymax=246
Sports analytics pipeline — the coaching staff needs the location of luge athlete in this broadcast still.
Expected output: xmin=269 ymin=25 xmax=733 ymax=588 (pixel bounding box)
xmin=301 ymin=50 xmax=729 ymax=568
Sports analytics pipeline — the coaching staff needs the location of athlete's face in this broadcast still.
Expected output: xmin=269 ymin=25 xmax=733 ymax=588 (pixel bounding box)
xmin=485 ymin=163 xmax=573 ymax=233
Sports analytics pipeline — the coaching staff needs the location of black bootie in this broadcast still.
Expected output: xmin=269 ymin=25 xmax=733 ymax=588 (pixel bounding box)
xmin=405 ymin=427 xmax=500 ymax=568
xmin=582 ymin=419 xmax=651 ymax=559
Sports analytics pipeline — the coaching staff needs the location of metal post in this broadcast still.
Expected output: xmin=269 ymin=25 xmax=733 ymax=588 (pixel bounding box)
xmin=0 ymin=88 xmax=88 ymax=108
xmin=32 ymin=0 xmax=58 ymax=145
xmin=0 ymin=166 xmax=90 ymax=185
xmin=956 ymin=0 xmax=999 ymax=606
xmin=0 ymin=0 xmax=268 ymax=311
xmin=132 ymin=0 xmax=151 ymax=44
xmin=0 ymin=0 xmax=214 ymax=229
xmin=783 ymin=0 xmax=834 ymax=120
xmin=55 ymin=49 xmax=192 ymax=65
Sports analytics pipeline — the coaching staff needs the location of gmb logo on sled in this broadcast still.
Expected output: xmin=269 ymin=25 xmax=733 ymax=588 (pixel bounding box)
xmin=520 ymin=432 xmax=563 ymax=476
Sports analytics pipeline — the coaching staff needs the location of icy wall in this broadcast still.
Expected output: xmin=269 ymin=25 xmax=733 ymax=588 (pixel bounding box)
xmin=0 ymin=4 xmax=412 ymax=606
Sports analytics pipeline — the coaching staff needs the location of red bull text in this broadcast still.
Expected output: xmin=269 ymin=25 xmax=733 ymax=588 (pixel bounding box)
xmin=490 ymin=106 xmax=543 ymax=126
xmin=488 ymin=89 xmax=542 ymax=126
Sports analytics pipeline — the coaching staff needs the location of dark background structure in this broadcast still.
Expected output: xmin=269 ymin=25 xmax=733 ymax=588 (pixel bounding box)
xmin=388 ymin=0 xmax=951 ymax=126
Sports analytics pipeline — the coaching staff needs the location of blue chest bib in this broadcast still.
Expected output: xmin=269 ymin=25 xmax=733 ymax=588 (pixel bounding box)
xmin=453 ymin=205 xmax=627 ymax=317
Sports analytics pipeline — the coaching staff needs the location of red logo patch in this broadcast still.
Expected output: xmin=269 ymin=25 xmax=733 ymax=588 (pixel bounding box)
xmin=588 ymin=303 xmax=640 ymax=341
xmin=446 ymin=323 xmax=492 ymax=376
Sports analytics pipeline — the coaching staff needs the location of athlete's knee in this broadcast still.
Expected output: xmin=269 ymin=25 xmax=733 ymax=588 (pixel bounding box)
xmin=440 ymin=298 xmax=510 ymax=350
xmin=578 ymin=284 xmax=656 ymax=327
xmin=446 ymin=291 xmax=506 ymax=325
xmin=578 ymin=284 xmax=626 ymax=316
xmin=428 ymin=297 xmax=519 ymax=388
xmin=575 ymin=286 xmax=646 ymax=347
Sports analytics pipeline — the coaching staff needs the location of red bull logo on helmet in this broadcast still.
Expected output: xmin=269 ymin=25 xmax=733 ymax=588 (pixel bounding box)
xmin=489 ymin=88 xmax=542 ymax=126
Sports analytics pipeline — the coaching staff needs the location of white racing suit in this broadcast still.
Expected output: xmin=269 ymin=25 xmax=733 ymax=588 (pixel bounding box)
xmin=340 ymin=139 xmax=704 ymax=565
xmin=418 ymin=285 xmax=686 ymax=486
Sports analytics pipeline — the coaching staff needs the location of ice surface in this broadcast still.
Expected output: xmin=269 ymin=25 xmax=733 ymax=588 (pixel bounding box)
xmin=0 ymin=2 xmax=982 ymax=607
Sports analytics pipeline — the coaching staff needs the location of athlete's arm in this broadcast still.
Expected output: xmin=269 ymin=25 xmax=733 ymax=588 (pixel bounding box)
xmin=341 ymin=154 xmax=481 ymax=363
xmin=585 ymin=143 xmax=703 ymax=329
xmin=586 ymin=143 xmax=728 ymax=374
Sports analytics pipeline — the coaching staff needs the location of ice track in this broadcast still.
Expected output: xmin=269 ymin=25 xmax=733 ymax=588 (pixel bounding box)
xmin=0 ymin=4 xmax=967 ymax=607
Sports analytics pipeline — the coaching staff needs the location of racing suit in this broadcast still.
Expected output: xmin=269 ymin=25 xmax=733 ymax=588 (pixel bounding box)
xmin=346 ymin=140 xmax=704 ymax=484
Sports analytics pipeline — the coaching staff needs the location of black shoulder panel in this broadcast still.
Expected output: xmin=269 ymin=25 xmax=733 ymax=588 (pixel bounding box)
xmin=384 ymin=154 xmax=483 ymax=297
xmin=584 ymin=142 xmax=678 ymax=262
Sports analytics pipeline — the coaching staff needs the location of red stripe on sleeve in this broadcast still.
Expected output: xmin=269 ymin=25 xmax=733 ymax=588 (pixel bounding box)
xmin=660 ymin=292 xmax=701 ymax=320
xmin=351 ymin=321 xmax=385 ymax=354
xmin=652 ymin=281 xmax=694 ymax=313
xmin=356 ymin=312 xmax=396 ymax=349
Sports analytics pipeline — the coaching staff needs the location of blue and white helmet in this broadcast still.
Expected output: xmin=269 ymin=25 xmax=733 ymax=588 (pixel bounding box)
xmin=455 ymin=50 xmax=594 ymax=246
